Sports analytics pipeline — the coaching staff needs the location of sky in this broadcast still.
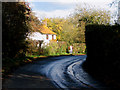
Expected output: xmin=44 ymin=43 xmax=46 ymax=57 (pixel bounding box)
xmin=25 ymin=0 xmax=119 ymax=22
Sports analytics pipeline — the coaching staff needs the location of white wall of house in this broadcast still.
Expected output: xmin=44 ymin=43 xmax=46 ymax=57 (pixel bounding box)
xmin=27 ymin=32 xmax=44 ymax=40
xmin=42 ymin=34 xmax=47 ymax=40
xmin=48 ymin=34 xmax=52 ymax=40
xmin=27 ymin=32 xmax=56 ymax=48
xmin=44 ymin=34 xmax=56 ymax=41
xmin=42 ymin=34 xmax=50 ymax=47
xmin=54 ymin=35 xmax=56 ymax=40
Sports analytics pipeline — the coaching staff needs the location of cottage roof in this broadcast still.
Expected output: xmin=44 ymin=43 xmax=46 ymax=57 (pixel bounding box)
xmin=39 ymin=25 xmax=56 ymax=35
xmin=31 ymin=20 xmax=56 ymax=35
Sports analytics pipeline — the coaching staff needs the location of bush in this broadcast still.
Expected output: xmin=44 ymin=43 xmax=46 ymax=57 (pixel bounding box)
xmin=57 ymin=41 xmax=67 ymax=54
xmin=45 ymin=41 xmax=58 ymax=55
xmin=41 ymin=41 xmax=67 ymax=56
xmin=26 ymin=40 xmax=68 ymax=56
xmin=26 ymin=39 xmax=42 ymax=56
xmin=72 ymin=43 xmax=86 ymax=54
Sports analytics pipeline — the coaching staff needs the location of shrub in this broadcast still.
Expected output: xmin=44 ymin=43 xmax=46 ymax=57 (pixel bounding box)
xmin=41 ymin=41 xmax=67 ymax=55
xmin=72 ymin=43 xmax=86 ymax=54
xmin=26 ymin=39 xmax=42 ymax=56
xmin=26 ymin=40 xmax=68 ymax=56
xmin=57 ymin=41 xmax=67 ymax=54
xmin=43 ymin=41 xmax=58 ymax=55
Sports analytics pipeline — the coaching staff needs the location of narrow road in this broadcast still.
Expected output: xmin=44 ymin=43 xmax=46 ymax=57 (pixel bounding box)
xmin=3 ymin=55 xmax=107 ymax=89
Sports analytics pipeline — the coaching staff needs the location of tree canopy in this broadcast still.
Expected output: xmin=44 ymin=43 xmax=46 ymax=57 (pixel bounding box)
xmin=2 ymin=2 xmax=31 ymax=58
xmin=44 ymin=7 xmax=111 ymax=46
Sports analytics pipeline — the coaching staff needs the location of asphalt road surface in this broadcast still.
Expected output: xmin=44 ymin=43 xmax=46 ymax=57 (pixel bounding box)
xmin=3 ymin=55 xmax=107 ymax=89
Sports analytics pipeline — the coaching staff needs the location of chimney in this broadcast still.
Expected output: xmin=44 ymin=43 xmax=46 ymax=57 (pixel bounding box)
xmin=42 ymin=20 xmax=47 ymax=26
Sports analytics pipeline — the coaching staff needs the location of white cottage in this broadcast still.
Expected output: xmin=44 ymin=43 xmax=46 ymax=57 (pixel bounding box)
xmin=27 ymin=21 xmax=57 ymax=47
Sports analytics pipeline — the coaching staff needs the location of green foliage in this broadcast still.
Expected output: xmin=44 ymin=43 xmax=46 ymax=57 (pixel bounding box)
xmin=41 ymin=41 xmax=67 ymax=56
xmin=60 ymin=19 xmax=79 ymax=45
xmin=29 ymin=12 xmax=42 ymax=32
xmin=72 ymin=43 xmax=86 ymax=54
xmin=57 ymin=41 xmax=67 ymax=54
xmin=74 ymin=7 xmax=110 ymax=25
xmin=45 ymin=18 xmax=65 ymax=40
xmin=2 ymin=2 xmax=31 ymax=58
xmin=26 ymin=39 xmax=42 ymax=56
xmin=44 ymin=41 xmax=58 ymax=55
xmin=71 ymin=7 xmax=111 ymax=43
xmin=84 ymin=24 xmax=120 ymax=87
xmin=46 ymin=17 xmax=82 ymax=45
xmin=45 ymin=7 xmax=110 ymax=46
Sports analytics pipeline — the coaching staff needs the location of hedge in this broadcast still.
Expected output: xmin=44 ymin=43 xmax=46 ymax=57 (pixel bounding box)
xmin=83 ymin=24 xmax=120 ymax=87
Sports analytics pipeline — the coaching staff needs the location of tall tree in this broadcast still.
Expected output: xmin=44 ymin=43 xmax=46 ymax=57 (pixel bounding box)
xmin=45 ymin=18 xmax=65 ymax=40
xmin=71 ymin=7 xmax=111 ymax=43
xmin=2 ymin=2 xmax=31 ymax=58
xmin=109 ymin=0 xmax=120 ymax=22
xmin=73 ymin=7 xmax=110 ymax=25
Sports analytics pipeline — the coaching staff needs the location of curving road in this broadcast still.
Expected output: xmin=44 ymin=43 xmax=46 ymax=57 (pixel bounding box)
xmin=3 ymin=55 xmax=107 ymax=89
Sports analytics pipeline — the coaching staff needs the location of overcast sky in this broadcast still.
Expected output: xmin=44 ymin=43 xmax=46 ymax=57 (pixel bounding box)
xmin=25 ymin=0 xmax=118 ymax=21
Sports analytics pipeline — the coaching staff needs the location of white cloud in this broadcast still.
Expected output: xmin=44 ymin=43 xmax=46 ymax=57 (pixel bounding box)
xmin=32 ymin=2 xmax=113 ymax=19
xmin=26 ymin=0 xmax=117 ymax=22
xmin=33 ymin=9 xmax=74 ymax=19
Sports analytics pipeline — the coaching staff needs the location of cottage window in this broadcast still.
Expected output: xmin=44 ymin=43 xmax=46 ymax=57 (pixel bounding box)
xmin=46 ymin=34 xmax=48 ymax=39
xmin=52 ymin=35 xmax=54 ymax=40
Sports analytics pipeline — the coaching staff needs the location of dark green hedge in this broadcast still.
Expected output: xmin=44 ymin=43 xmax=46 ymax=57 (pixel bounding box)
xmin=2 ymin=2 xmax=30 ymax=58
xmin=83 ymin=24 xmax=120 ymax=87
